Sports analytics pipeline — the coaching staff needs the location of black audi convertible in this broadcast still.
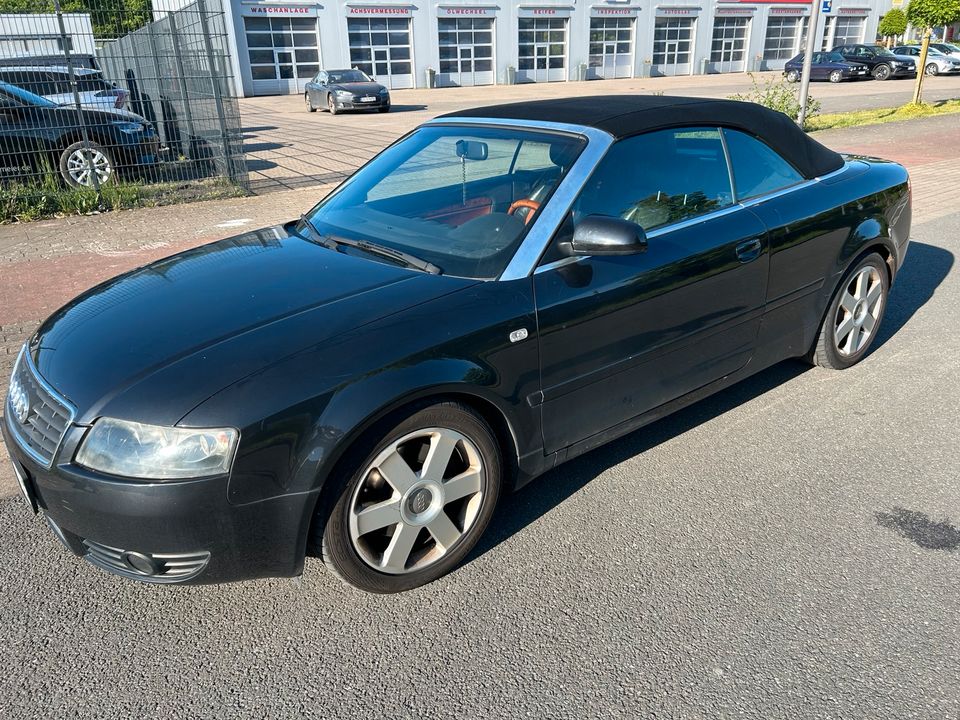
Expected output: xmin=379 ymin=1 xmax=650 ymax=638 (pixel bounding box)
xmin=3 ymin=96 xmax=911 ymax=593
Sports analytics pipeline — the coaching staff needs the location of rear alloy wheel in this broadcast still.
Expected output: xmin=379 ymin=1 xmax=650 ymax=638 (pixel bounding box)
xmin=873 ymin=64 xmax=891 ymax=80
xmin=925 ymin=62 xmax=939 ymax=76
xmin=829 ymin=69 xmax=843 ymax=83
xmin=327 ymin=94 xmax=338 ymax=116
xmin=305 ymin=93 xmax=316 ymax=112
xmin=318 ymin=402 xmax=502 ymax=592
xmin=809 ymin=252 xmax=889 ymax=370
xmin=785 ymin=70 xmax=800 ymax=83
xmin=59 ymin=141 xmax=114 ymax=188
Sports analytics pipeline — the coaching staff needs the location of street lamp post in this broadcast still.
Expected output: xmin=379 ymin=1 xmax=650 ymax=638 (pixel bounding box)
xmin=797 ymin=0 xmax=826 ymax=127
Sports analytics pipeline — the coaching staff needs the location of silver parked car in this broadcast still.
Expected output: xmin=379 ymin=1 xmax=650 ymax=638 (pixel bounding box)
xmin=0 ymin=66 xmax=129 ymax=111
xmin=929 ymin=42 xmax=960 ymax=60
xmin=893 ymin=45 xmax=960 ymax=75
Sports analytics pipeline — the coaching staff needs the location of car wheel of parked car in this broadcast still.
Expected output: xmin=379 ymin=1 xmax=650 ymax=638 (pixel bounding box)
xmin=809 ymin=252 xmax=889 ymax=370
xmin=305 ymin=93 xmax=316 ymax=112
xmin=829 ymin=70 xmax=843 ymax=83
xmin=873 ymin=64 xmax=891 ymax=80
xmin=316 ymin=401 xmax=502 ymax=592
xmin=59 ymin=141 xmax=114 ymax=188
xmin=378 ymin=104 xmax=390 ymax=113
xmin=925 ymin=62 xmax=939 ymax=76
xmin=785 ymin=70 xmax=800 ymax=83
xmin=327 ymin=95 xmax=338 ymax=116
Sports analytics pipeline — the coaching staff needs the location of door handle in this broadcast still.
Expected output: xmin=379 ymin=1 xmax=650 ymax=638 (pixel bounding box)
xmin=735 ymin=238 xmax=762 ymax=264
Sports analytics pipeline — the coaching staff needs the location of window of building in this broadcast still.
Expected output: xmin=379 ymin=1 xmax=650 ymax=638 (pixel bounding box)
xmin=588 ymin=17 xmax=634 ymax=79
xmin=653 ymin=17 xmax=695 ymax=67
xmin=244 ymin=16 xmax=319 ymax=88
xmin=518 ymin=17 xmax=567 ymax=82
xmin=763 ymin=16 xmax=808 ymax=61
xmin=347 ymin=17 xmax=413 ymax=89
xmin=437 ymin=17 xmax=494 ymax=86
xmin=711 ymin=17 xmax=749 ymax=64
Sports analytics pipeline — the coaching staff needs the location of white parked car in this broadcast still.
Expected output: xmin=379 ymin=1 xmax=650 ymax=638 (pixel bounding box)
xmin=929 ymin=42 xmax=960 ymax=60
xmin=892 ymin=45 xmax=960 ymax=75
xmin=0 ymin=66 xmax=129 ymax=111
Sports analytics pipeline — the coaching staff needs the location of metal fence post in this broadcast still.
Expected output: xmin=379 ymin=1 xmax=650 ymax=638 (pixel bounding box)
xmin=165 ymin=14 xmax=198 ymax=159
xmin=53 ymin=0 xmax=102 ymax=198
xmin=196 ymin=0 xmax=236 ymax=181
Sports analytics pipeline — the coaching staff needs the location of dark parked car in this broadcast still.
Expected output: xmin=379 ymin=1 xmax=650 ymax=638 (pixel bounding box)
xmin=3 ymin=97 xmax=911 ymax=593
xmin=783 ymin=51 xmax=870 ymax=83
xmin=0 ymin=82 xmax=159 ymax=187
xmin=304 ymin=68 xmax=390 ymax=115
xmin=833 ymin=44 xmax=917 ymax=80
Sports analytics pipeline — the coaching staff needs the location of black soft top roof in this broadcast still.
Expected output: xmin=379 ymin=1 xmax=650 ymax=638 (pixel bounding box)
xmin=440 ymin=95 xmax=844 ymax=179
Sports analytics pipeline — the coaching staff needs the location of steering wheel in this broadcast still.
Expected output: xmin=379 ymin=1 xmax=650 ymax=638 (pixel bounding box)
xmin=507 ymin=199 xmax=541 ymax=225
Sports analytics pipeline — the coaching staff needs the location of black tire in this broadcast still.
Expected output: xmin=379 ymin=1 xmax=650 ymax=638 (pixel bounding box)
xmin=829 ymin=70 xmax=843 ymax=83
xmin=378 ymin=104 xmax=390 ymax=113
xmin=873 ymin=63 xmax=891 ymax=80
xmin=305 ymin=93 xmax=316 ymax=112
xmin=925 ymin=62 xmax=939 ymax=76
xmin=327 ymin=94 xmax=338 ymax=116
xmin=316 ymin=401 xmax=502 ymax=593
xmin=785 ymin=70 xmax=800 ymax=83
xmin=58 ymin=140 xmax=115 ymax=188
xmin=808 ymin=252 xmax=890 ymax=370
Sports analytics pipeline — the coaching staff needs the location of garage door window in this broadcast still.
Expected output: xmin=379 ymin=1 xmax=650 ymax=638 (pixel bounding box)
xmin=348 ymin=17 xmax=413 ymax=89
xmin=244 ymin=17 xmax=320 ymax=83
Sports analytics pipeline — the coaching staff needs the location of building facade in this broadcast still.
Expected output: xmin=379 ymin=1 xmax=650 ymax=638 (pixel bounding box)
xmin=204 ymin=0 xmax=891 ymax=96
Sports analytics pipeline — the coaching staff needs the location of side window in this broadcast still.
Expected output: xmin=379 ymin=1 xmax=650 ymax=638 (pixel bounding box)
xmin=722 ymin=128 xmax=804 ymax=201
xmin=570 ymin=127 xmax=734 ymax=233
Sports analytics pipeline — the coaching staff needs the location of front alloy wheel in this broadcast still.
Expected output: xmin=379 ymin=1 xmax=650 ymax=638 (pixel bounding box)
xmin=829 ymin=69 xmax=843 ymax=83
xmin=785 ymin=70 xmax=800 ymax=83
xmin=317 ymin=402 xmax=501 ymax=592
xmin=59 ymin=141 xmax=114 ymax=188
xmin=873 ymin=64 xmax=891 ymax=80
xmin=328 ymin=94 xmax=339 ymax=115
xmin=925 ymin=62 xmax=939 ymax=76
xmin=809 ymin=252 xmax=889 ymax=369
xmin=305 ymin=93 xmax=316 ymax=112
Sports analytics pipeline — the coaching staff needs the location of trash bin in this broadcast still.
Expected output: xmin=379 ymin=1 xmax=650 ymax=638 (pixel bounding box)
xmin=425 ymin=67 xmax=437 ymax=88
xmin=576 ymin=62 xmax=588 ymax=81
xmin=699 ymin=57 xmax=709 ymax=75
xmin=505 ymin=65 xmax=516 ymax=85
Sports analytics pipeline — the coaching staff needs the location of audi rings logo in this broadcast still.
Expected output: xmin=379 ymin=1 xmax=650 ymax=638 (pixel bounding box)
xmin=410 ymin=489 xmax=431 ymax=515
xmin=8 ymin=376 xmax=30 ymax=425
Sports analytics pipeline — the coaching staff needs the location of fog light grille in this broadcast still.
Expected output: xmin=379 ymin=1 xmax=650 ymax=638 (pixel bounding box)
xmin=82 ymin=539 xmax=209 ymax=583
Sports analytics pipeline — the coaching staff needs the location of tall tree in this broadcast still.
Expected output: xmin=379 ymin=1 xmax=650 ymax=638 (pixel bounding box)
xmin=907 ymin=0 xmax=960 ymax=103
xmin=878 ymin=8 xmax=908 ymax=47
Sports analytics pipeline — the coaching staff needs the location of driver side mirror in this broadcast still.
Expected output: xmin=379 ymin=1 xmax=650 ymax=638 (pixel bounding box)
xmin=559 ymin=215 xmax=647 ymax=256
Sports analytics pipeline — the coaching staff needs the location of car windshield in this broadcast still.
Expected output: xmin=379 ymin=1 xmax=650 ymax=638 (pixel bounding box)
xmin=327 ymin=69 xmax=371 ymax=83
xmin=305 ymin=124 xmax=586 ymax=279
xmin=0 ymin=81 xmax=57 ymax=108
xmin=823 ymin=52 xmax=845 ymax=62
xmin=873 ymin=47 xmax=897 ymax=57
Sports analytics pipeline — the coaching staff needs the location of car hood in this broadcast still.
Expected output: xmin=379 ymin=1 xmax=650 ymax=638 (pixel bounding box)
xmin=30 ymin=224 xmax=476 ymax=425
xmin=891 ymin=54 xmax=917 ymax=64
xmin=331 ymin=82 xmax=386 ymax=94
xmin=53 ymin=104 xmax=148 ymax=124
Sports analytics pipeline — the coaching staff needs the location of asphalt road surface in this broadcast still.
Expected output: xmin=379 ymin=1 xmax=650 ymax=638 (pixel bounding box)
xmin=2 ymin=205 xmax=958 ymax=717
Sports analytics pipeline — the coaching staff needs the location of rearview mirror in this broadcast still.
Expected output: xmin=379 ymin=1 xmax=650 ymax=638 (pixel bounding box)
xmin=560 ymin=215 xmax=647 ymax=256
xmin=456 ymin=139 xmax=488 ymax=161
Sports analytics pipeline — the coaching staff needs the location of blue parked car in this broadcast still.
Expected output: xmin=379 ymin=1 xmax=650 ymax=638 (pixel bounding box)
xmin=784 ymin=51 xmax=871 ymax=83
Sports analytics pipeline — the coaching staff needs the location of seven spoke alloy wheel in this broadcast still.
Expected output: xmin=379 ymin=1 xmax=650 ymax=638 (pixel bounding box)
xmin=305 ymin=93 xmax=316 ymax=112
xmin=829 ymin=70 xmax=843 ymax=83
xmin=318 ymin=402 xmax=501 ymax=592
xmin=810 ymin=252 xmax=889 ymax=369
xmin=60 ymin=141 xmax=114 ymax=188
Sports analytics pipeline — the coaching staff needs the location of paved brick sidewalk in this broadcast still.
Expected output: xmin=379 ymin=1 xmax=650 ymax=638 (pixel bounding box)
xmin=0 ymin=112 xmax=958 ymax=497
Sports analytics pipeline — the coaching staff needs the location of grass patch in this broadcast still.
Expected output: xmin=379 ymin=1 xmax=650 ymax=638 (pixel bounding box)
xmin=807 ymin=98 xmax=960 ymax=131
xmin=0 ymin=176 xmax=247 ymax=224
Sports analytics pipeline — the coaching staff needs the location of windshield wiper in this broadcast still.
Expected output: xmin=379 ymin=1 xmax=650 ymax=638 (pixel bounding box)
xmin=296 ymin=215 xmax=442 ymax=275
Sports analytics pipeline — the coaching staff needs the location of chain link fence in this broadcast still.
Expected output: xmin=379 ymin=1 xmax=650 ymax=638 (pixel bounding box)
xmin=0 ymin=0 xmax=247 ymax=222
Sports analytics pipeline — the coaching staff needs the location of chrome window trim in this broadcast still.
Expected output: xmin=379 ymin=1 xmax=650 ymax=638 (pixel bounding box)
xmin=4 ymin=345 xmax=77 ymax=469
xmin=423 ymin=117 xmax=616 ymax=281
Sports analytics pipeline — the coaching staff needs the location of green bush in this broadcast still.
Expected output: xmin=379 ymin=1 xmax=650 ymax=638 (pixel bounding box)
xmin=729 ymin=73 xmax=822 ymax=129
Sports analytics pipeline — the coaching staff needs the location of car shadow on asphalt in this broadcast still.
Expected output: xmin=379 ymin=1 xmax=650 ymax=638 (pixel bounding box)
xmin=872 ymin=241 xmax=953 ymax=352
xmin=470 ymin=240 xmax=953 ymax=564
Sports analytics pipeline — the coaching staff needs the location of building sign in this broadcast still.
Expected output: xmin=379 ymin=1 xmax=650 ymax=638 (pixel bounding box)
xmin=241 ymin=4 xmax=320 ymax=16
xmin=436 ymin=5 xmax=498 ymax=17
xmin=715 ymin=5 xmax=754 ymax=13
xmin=718 ymin=0 xmax=812 ymax=4
xmin=654 ymin=6 xmax=701 ymax=16
xmin=769 ymin=6 xmax=808 ymax=13
xmin=346 ymin=4 xmax=412 ymax=14
xmin=590 ymin=5 xmax=641 ymax=16
xmin=517 ymin=6 xmax=574 ymax=17
xmin=837 ymin=6 xmax=870 ymax=14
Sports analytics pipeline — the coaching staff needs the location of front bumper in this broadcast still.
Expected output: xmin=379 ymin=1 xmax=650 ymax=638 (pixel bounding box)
xmin=333 ymin=95 xmax=390 ymax=110
xmin=890 ymin=65 xmax=917 ymax=77
xmin=2 ymin=417 xmax=317 ymax=585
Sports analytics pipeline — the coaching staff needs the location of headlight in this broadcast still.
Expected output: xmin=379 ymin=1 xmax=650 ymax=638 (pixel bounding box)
xmin=379 ymin=88 xmax=389 ymax=95
xmin=112 ymin=121 xmax=146 ymax=134
xmin=76 ymin=418 xmax=238 ymax=480
xmin=335 ymin=89 xmax=353 ymax=98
